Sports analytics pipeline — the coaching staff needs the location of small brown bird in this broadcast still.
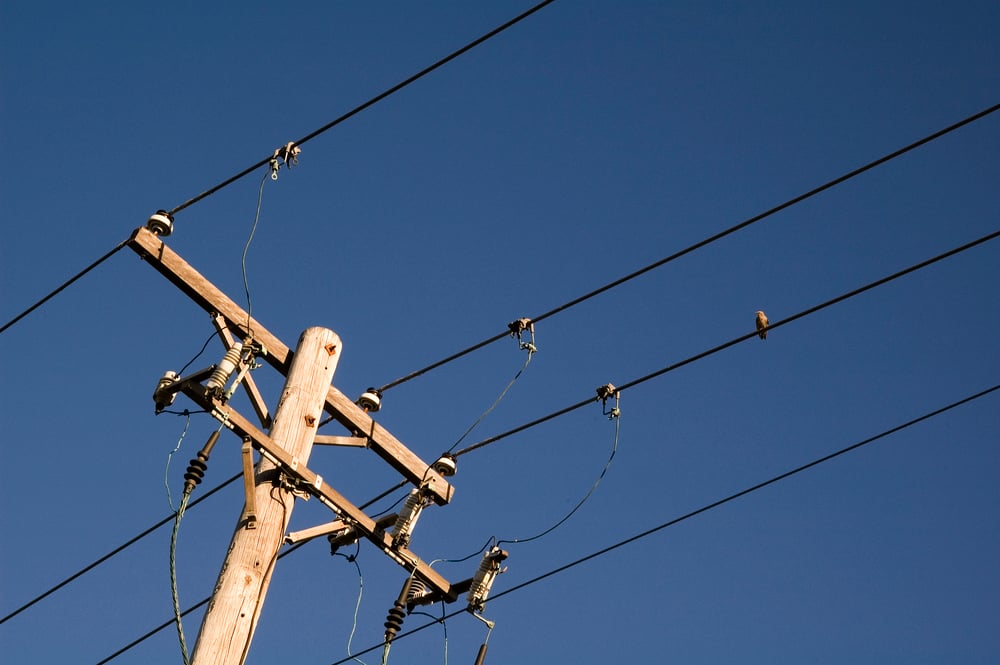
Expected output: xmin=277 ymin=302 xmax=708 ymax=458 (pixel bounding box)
xmin=755 ymin=310 xmax=769 ymax=340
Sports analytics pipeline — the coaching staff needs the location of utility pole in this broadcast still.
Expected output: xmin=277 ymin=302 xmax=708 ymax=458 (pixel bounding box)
xmin=130 ymin=217 xmax=461 ymax=665
xmin=189 ymin=326 xmax=341 ymax=665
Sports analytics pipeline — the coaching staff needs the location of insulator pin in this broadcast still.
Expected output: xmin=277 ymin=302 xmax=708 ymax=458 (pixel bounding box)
xmin=357 ymin=387 xmax=382 ymax=412
xmin=432 ymin=454 xmax=457 ymax=477
xmin=146 ymin=210 xmax=174 ymax=236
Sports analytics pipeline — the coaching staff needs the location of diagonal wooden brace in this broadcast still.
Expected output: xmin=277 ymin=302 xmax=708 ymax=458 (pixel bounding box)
xmin=180 ymin=384 xmax=456 ymax=600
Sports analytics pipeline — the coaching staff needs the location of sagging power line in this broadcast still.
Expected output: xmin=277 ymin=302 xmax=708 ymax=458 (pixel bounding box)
xmin=453 ymin=226 xmax=1000 ymax=457
xmin=166 ymin=0 xmax=558 ymax=218
xmin=374 ymin=101 xmax=1000 ymax=393
xmin=325 ymin=381 xmax=1000 ymax=665
xmin=10 ymin=222 xmax=997 ymax=628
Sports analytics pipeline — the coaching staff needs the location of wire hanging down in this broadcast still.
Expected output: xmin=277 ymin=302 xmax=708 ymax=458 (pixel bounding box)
xmin=324 ymin=382 xmax=1000 ymax=665
xmin=453 ymin=226 xmax=1000 ymax=457
xmin=167 ymin=0 xmax=558 ymax=216
xmin=497 ymin=389 xmax=621 ymax=546
xmin=374 ymin=101 xmax=1000 ymax=392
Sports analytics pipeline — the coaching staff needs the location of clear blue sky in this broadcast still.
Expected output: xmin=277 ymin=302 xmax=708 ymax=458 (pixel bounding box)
xmin=2 ymin=2 xmax=998 ymax=663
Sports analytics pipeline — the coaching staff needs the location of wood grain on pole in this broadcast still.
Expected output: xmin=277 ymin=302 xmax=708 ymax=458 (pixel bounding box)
xmin=190 ymin=327 xmax=341 ymax=665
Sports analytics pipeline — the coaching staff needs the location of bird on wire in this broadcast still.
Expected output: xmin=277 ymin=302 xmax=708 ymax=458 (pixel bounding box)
xmin=755 ymin=310 xmax=769 ymax=340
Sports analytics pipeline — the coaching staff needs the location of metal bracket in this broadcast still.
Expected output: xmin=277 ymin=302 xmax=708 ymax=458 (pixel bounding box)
xmin=241 ymin=437 xmax=258 ymax=529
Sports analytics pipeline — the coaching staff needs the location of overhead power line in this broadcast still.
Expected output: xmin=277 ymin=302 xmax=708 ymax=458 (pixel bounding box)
xmin=167 ymin=0 xmax=558 ymax=216
xmin=0 ymin=237 xmax=130 ymax=336
xmin=0 ymin=472 xmax=242 ymax=626
xmin=22 ymin=223 xmax=999 ymax=630
xmin=376 ymin=101 xmax=1000 ymax=392
xmin=12 ymin=220 xmax=1000 ymax=637
xmin=453 ymin=226 xmax=1000 ymax=457
xmin=327 ymin=381 xmax=1000 ymax=665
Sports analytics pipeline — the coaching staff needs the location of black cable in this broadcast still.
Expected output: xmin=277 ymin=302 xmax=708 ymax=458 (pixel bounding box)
xmin=0 ymin=472 xmax=241 ymax=626
xmin=0 ymin=237 xmax=130 ymax=336
xmin=376 ymin=101 xmax=1000 ymax=392
xmin=167 ymin=0 xmax=558 ymax=216
xmin=453 ymin=226 xmax=1000 ymax=457
xmin=326 ymin=382 xmax=1000 ymax=665
xmin=486 ymin=382 xmax=1000 ymax=603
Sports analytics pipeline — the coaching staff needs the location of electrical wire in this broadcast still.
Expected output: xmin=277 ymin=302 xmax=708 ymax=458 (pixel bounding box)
xmin=170 ymin=492 xmax=193 ymax=665
xmin=375 ymin=101 xmax=1000 ymax=393
xmin=447 ymin=343 xmax=536 ymax=455
xmin=26 ymin=221 xmax=1000 ymax=649
xmin=164 ymin=412 xmax=194 ymax=512
xmin=0 ymin=237 xmax=130 ymax=336
xmin=453 ymin=226 xmax=1000 ymax=458
xmin=333 ymin=549 xmax=367 ymax=665
xmin=94 ymin=367 xmax=1000 ymax=664
xmin=178 ymin=329 xmax=224 ymax=376
xmin=497 ymin=405 xmax=620 ymax=546
xmin=325 ymin=381 xmax=1000 ymax=665
xmin=166 ymin=0 xmax=558 ymax=217
xmin=486 ymin=382 xmax=1000 ymax=604
xmin=243 ymin=171 xmax=269 ymax=339
xmin=0 ymin=471 xmax=242 ymax=626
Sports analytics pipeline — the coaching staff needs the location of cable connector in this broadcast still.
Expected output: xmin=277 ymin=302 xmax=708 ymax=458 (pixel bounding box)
xmin=467 ymin=546 xmax=508 ymax=613
xmin=508 ymin=317 xmax=537 ymax=353
xmin=271 ymin=142 xmax=301 ymax=180
xmin=596 ymin=383 xmax=620 ymax=419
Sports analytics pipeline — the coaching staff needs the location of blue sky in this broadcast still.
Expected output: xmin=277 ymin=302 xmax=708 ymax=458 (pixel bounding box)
xmin=1 ymin=2 xmax=998 ymax=663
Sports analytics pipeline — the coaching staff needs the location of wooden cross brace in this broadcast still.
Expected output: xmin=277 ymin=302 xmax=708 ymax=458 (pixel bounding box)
xmin=180 ymin=383 xmax=456 ymax=601
xmin=128 ymin=225 xmax=454 ymax=506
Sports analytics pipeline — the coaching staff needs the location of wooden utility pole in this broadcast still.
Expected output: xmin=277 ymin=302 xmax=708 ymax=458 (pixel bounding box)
xmin=130 ymin=221 xmax=461 ymax=664
xmin=190 ymin=326 xmax=341 ymax=665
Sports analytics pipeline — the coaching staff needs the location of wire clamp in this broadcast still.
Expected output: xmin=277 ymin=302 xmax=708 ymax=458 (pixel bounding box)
xmin=271 ymin=141 xmax=301 ymax=180
xmin=508 ymin=317 xmax=537 ymax=353
xmin=596 ymin=383 xmax=621 ymax=419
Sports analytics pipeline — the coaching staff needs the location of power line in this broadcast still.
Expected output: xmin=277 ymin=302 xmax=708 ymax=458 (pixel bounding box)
xmin=327 ymin=381 xmax=1000 ymax=665
xmin=16 ymin=223 xmax=1000 ymax=632
xmin=94 ymin=342 xmax=1000 ymax=662
xmin=487 ymin=383 xmax=1000 ymax=602
xmin=167 ymin=0 xmax=558 ymax=217
xmin=375 ymin=101 xmax=1000 ymax=393
xmin=453 ymin=226 xmax=1000 ymax=457
xmin=0 ymin=237 xmax=130 ymax=336
xmin=0 ymin=472 xmax=242 ymax=626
